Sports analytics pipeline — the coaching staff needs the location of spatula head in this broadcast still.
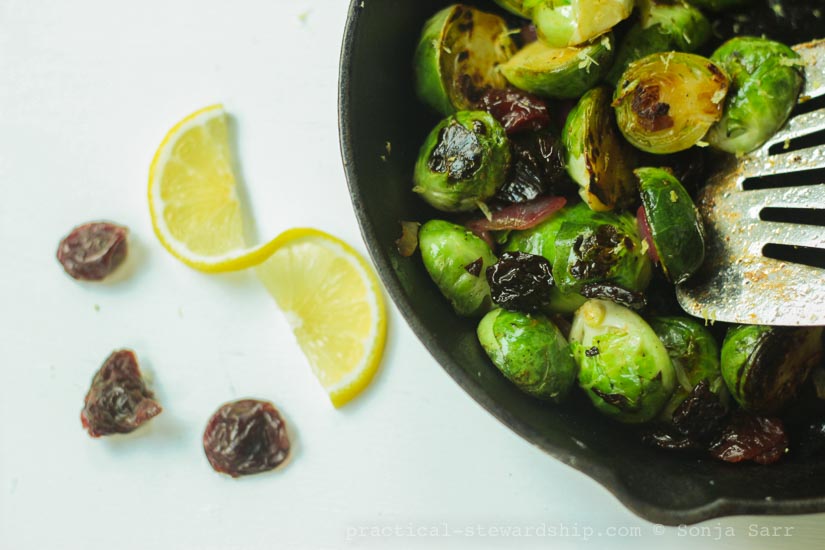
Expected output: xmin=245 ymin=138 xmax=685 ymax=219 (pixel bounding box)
xmin=676 ymin=40 xmax=825 ymax=326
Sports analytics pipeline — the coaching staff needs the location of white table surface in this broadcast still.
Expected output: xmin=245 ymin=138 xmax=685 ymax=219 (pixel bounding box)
xmin=1 ymin=1 xmax=823 ymax=549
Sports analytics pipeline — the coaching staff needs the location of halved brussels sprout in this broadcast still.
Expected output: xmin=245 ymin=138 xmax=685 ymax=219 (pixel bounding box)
xmin=706 ymin=37 xmax=804 ymax=154
xmin=529 ymin=0 xmax=634 ymax=48
xmin=571 ymin=299 xmax=675 ymax=423
xmin=636 ymin=167 xmax=704 ymax=283
xmin=505 ymin=203 xmax=652 ymax=308
xmin=419 ymin=220 xmax=498 ymax=317
xmin=414 ymin=111 xmax=510 ymax=212
xmin=414 ymin=5 xmax=517 ymax=115
xmin=493 ymin=0 xmax=531 ymax=17
xmin=501 ymin=33 xmax=615 ymax=99
xmin=721 ymin=325 xmax=824 ymax=414
xmin=562 ymin=86 xmax=637 ymax=211
xmin=605 ymin=0 xmax=711 ymax=86
xmin=613 ymin=52 xmax=730 ymax=154
xmin=552 ymin=208 xmax=652 ymax=294
xmin=478 ymin=309 xmax=577 ymax=401
xmin=650 ymin=316 xmax=726 ymax=420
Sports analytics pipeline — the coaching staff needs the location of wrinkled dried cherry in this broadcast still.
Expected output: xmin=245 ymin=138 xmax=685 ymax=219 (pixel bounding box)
xmin=496 ymin=132 xmax=569 ymax=203
xmin=672 ymin=380 xmax=727 ymax=444
xmin=710 ymin=412 xmax=788 ymax=465
xmin=477 ymin=88 xmax=550 ymax=135
xmin=81 ymin=350 xmax=162 ymax=437
xmin=486 ymin=251 xmax=555 ymax=312
xmin=203 ymin=399 xmax=290 ymax=477
xmin=57 ymin=221 xmax=128 ymax=281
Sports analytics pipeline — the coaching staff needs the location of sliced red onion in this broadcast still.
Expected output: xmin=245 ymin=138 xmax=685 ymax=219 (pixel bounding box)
xmin=637 ymin=205 xmax=660 ymax=264
xmin=466 ymin=196 xmax=566 ymax=241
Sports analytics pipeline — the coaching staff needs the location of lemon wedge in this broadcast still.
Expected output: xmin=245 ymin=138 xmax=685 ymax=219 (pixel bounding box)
xmin=150 ymin=106 xmax=386 ymax=406
xmin=256 ymin=228 xmax=387 ymax=407
xmin=148 ymin=104 xmax=279 ymax=272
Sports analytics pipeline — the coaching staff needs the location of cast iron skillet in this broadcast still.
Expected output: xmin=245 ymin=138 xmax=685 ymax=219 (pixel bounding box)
xmin=337 ymin=0 xmax=825 ymax=525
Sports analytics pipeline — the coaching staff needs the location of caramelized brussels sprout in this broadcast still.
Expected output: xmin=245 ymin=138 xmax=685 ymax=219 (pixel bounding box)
xmin=721 ymin=325 xmax=824 ymax=414
xmin=478 ymin=309 xmax=577 ymax=401
xmin=605 ymin=0 xmax=711 ymax=86
xmin=706 ymin=37 xmax=804 ymax=154
xmin=562 ymin=86 xmax=637 ymax=211
xmin=529 ymin=0 xmax=634 ymax=48
xmin=552 ymin=208 xmax=652 ymax=294
xmin=650 ymin=316 xmax=726 ymax=420
xmin=414 ymin=111 xmax=510 ymax=212
xmin=419 ymin=220 xmax=498 ymax=317
xmin=613 ymin=52 xmax=730 ymax=154
xmin=501 ymin=33 xmax=615 ymax=99
xmin=571 ymin=299 xmax=675 ymax=423
xmin=636 ymin=167 xmax=704 ymax=283
xmin=414 ymin=5 xmax=516 ymax=115
xmin=505 ymin=203 xmax=651 ymax=310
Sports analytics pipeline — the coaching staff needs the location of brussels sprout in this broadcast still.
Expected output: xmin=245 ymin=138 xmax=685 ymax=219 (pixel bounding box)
xmin=501 ymin=33 xmax=615 ymax=99
xmin=571 ymin=299 xmax=675 ymax=423
xmin=636 ymin=167 xmax=704 ymax=283
xmin=685 ymin=0 xmax=751 ymax=11
xmin=414 ymin=111 xmax=511 ymax=212
xmin=414 ymin=5 xmax=516 ymax=115
xmin=493 ymin=0 xmax=531 ymax=17
xmin=505 ymin=203 xmax=651 ymax=309
xmin=501 ymin=208 xmax=584 ymax=313
xmin=528 ymin=0 xmax=634 ymax=48
xmin=551 ymin=209 xmax=652 ymax=294
xmin=419 ymin=220 xmax=498 ymax=317
xmin=562 ymin=86 xmax=637 ymax=211
xmin=721 ymin=325 xmax=824 ymax=414
xmin=706 ymin=37 xmax=804 ymax=154
xmin=650 ymin=316 xmax=726 ymax=419
xmin=478 ymin=309 xmax=577 ymax=401
xmin=605 ymin=0 xmax=711 ymax=86
xmin=613 ymin=52 xmax=730 ymax=154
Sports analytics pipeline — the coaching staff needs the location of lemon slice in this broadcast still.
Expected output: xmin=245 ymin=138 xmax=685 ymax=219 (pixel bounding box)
xmin=149 ymin=104 xmax=279 ymax=272
xmin=256 ymin=228 xmax=387 ymax=407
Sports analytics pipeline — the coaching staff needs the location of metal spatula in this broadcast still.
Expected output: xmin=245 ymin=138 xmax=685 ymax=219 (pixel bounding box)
xmin=676 ymin=39 xmax=825 ymax=326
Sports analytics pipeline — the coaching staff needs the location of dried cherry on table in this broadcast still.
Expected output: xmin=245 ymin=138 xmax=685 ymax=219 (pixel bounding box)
xmin=203 ymin=399 xmax=291 ymax=477
xmin=57 ymin=221 xmax=129 ymax=281
xmin=81 ymin=350 xmax=162 ymax=437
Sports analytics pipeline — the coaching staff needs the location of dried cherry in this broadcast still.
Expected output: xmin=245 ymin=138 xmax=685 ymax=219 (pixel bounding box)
xmin=709 ymin=412 xmax=788 ymax=465
xmin=57 ymin=221 xmax=128 ymax=281
xmin=672 ymin=380 xmax=727 ymax=444
xmin=81 ymin=350 xmax=162 ymax=437
xmin=477 ymin=88 xmax=550 ymax=135
xmin=486 ymin=251 xmax=555 ymax=312
xmin=496 ymin=132 xmax=569 ymax=203
xmin=203 ymin=399 xmax=290 ymax=477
